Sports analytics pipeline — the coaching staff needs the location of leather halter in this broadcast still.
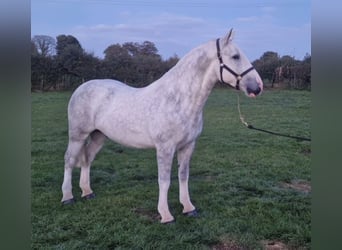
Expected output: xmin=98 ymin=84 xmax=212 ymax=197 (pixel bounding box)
xmin=216 ymin=38 xmax=255 ymax=90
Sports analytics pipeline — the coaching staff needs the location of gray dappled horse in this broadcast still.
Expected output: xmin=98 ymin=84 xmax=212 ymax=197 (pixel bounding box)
xmin=61 ymin=29 xmax=263 ymax=223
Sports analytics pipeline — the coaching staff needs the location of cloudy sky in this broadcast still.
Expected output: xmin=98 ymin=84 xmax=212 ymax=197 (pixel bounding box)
xmin=31 ymin=0 xmax=310 ymax=61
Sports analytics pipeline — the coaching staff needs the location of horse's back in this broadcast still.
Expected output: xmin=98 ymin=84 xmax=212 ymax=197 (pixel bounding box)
xmin=71 ymin=79 xmax=134 ymax=97
xmin=67 ymin=79 xmax=133 ymax=131
xmin=69 ymin=79 xmax=135 ymax=107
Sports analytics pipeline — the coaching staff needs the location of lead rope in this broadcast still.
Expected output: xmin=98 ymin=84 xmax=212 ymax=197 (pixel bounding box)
xmin=236 ymin=94 xmax=311 ymax=142
xmin=237 ymin=94 xmax=249 ymax=127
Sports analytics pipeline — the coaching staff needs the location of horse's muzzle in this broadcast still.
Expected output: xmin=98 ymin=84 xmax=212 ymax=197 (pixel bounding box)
xmin=246 ymin=78 xmax=263 ymax=97
xmin=247 ymin=86 xmax=262 ymax=97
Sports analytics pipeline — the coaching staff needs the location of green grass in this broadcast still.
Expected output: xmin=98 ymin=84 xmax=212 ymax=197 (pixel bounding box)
xmin=32 ymin=89 xmax=311 ymax=249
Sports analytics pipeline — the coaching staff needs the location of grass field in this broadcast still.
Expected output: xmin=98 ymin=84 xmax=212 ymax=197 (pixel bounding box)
xmin=31 ymin=88 xmax=311 ymax=249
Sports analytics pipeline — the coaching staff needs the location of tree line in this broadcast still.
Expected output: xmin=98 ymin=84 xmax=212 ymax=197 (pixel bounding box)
xmin=31 ymin=35 xmax=310 ymax=91
xmin=253 ymin=51 xmax=311 ymax=90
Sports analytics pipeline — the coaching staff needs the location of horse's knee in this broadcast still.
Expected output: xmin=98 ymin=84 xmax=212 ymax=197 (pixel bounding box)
xmin=65 ymin=138 xmax=87 ymax=164
xmin=65 ymin=149 xmax=86 ymax=168
xmin=64 ymin=153 xmax=76 ymax=168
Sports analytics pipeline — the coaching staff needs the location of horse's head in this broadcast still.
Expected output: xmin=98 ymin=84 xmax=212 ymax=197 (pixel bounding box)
xmin=216 ymin=29 xmax=263 ymax=97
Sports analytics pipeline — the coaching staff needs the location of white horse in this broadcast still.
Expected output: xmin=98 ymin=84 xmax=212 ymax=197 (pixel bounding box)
xmin=61 ymin=29 xmax=263 ymax=223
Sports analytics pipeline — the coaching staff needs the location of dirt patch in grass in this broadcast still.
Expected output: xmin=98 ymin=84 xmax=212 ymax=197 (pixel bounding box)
xmin=261 ymin=240 xmax=289 ymax=250
xmin=211 ymin=236 xmax=247 ymax=250
xmin=133 ymin=207 xmax=160 ymax=222
xmin=212 ymin=239 xmax=293 ymax=250
xmin=281 ymin=180 xmax=311 ymax=193
xmin=211 ymin=240 xmax=245 ymax=250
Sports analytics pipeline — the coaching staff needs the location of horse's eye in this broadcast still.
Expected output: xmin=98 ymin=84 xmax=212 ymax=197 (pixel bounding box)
xmin=232 ymin=54 xmax=240 ymax=60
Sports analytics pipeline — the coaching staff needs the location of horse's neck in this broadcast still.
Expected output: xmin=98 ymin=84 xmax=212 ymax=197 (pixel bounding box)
xmin=148 ymin=41 xmax=217 ymax=112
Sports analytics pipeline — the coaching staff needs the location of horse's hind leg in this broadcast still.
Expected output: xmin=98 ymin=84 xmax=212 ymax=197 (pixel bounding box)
xmin=177 ymin=141 xmax=196 ymax=216
xmin=79 ymin=130 xmax=106 ymax=199
xmin=61 ymin=136 xmax=87 ymax=204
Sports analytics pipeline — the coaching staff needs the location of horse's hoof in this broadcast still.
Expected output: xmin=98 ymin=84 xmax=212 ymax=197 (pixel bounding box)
xmin=82 ymin=193 xmax=96 ymax=200
xmin=161 ymin=219 xmax=176 ymax=225
xmin=61 ymin=198 xmax=76 ymax=205
xmin=183 ymin=209 xmax=199 ymax=217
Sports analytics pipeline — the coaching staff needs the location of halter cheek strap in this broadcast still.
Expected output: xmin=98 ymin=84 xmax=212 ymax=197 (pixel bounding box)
xmin=216 ymin=38 xmax=254 ymax=90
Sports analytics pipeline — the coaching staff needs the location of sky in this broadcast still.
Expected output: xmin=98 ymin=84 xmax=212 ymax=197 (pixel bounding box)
xmin=31 ymin=0 xmax=311 ymax=61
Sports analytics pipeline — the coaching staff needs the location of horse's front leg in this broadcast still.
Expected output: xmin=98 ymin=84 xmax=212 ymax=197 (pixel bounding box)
xmin=156 ymin=146 xmax=175 ymax=223
xmin=177 ymin=141 xmax=197 ymax=215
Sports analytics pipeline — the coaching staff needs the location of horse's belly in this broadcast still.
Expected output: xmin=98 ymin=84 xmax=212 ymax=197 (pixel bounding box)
xmin=108 ymin=133 xmax=154 ymax=149
xmin=98 ymin=123 xmax=155 ymax=149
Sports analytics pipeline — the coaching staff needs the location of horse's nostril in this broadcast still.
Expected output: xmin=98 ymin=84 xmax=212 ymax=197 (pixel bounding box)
xmin=247 ymin=86 xmax=261 ymax=95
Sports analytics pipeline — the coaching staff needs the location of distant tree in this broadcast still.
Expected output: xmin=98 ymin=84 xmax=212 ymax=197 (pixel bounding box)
xmin=292 ymin=53 xmax=310 ymax=90
xmin=78 ymin=52 xmax=103 ymax=82
xmin=279 ymin=55 xmax=295 ymax=67
xmin=31 ymin=36 xmax=57 ymax=91
xmin=132 ymin=53 xmax=162 ymax=86
xmin=31 ymin=54 xmax=57 ymax=91
xmin=55 ymin=35 xmax=88 ymax=89
xmin=139 ymin=41 xmax=159 ymax=56
xmin=103 ymin=43 xmax=132 ymax=82
xmin=122 ymin=42 xmax=140 ymax=57
xmin=32 ymin=35 xmax=56 ymax=57
xmin=160 ymin=54 xmax=179 ymax=76
xmin=103 ymin=41 xmax=164 ymax=86
xmin=130 ymin=41 xmax=163 ymax=86
xmin=104 ymin=43 xmax=129 ymax=60
xmin=56 ymin=35 xmax=83 ymax=56
xmin=253 ymin=51 xmax=280 ymax=85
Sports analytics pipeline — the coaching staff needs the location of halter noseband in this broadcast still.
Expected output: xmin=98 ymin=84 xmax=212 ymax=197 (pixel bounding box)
xmin=216 ymin=38 xmax=255 ymax=90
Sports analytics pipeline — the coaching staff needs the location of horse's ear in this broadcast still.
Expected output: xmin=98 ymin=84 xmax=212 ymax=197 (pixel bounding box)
xmin=223 ymin=28 xmax=234 ymax=45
